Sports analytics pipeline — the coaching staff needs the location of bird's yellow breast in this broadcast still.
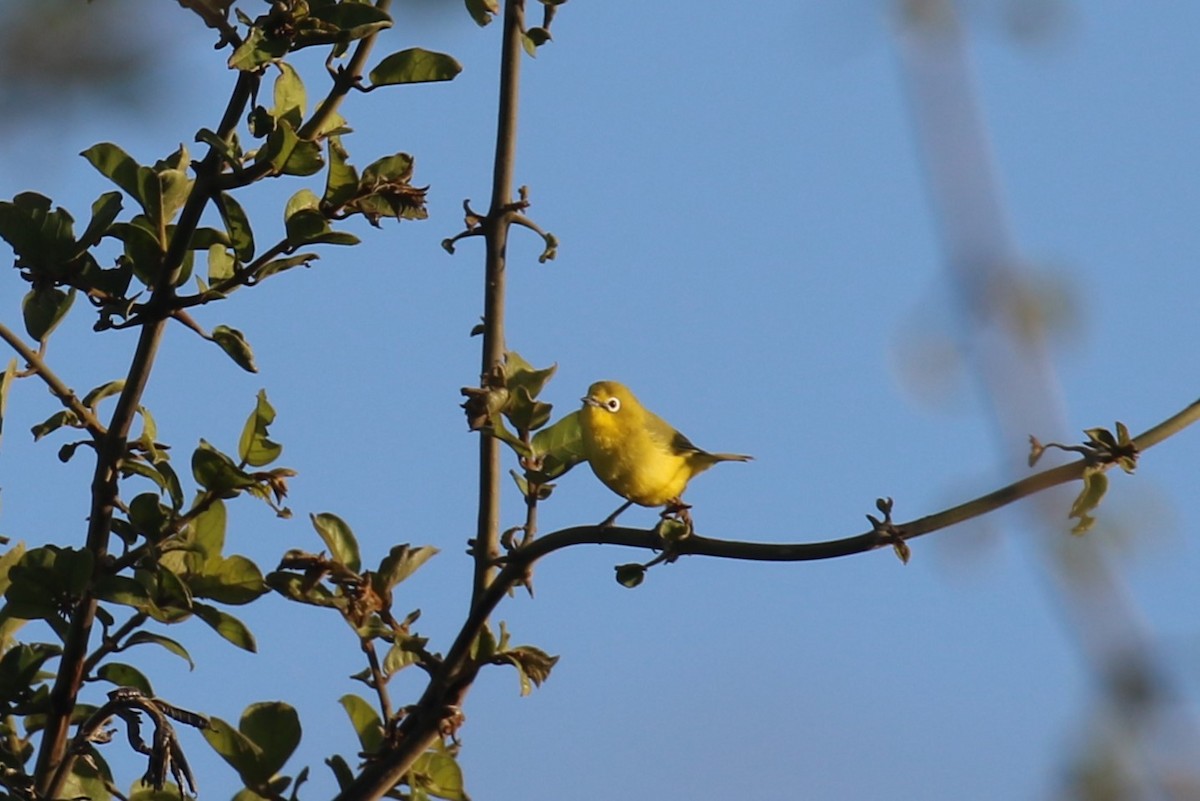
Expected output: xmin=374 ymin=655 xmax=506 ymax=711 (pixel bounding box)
xmin=580 ymin=403 xmax=695 ymax=507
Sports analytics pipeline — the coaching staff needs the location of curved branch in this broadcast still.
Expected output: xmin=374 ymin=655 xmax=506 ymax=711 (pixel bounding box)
xmin=335 ymin=396 xmax=1200 ymax=801
xmin=520 ymin=397 xmax=1200 ymax=566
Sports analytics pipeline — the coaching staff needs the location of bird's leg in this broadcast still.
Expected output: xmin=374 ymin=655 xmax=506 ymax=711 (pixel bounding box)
xmin=661 ymin=499 xmax=692 ymax=529
xmin=599 ymin=500 xmax=634 ymax=528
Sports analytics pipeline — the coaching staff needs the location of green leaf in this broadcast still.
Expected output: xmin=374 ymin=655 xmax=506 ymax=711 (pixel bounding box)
xmin=0 ymin=641 xmax=59 ymax=705
xmin=521 ymin=31 xmax=539 ymax=58
xmin=215 ymin=192 xmax=255 ymax=261
xmin=31 ymin=410 xmax=80 ymax=441
xmin=311 ymin=513 xmax=360 ymax=572
xmin=285 ymin=208 xmax=359 ymax=248
xmin=308 ymin=2 xmax=393 ymax=42
xmin=463 ymin=0 xmax=498 ymax=26
xmin=96 ymin=662 xmax=154 ymax=696
xmin=203 ymin=716 xmax=267 ymax=787
xmin=80 ymin=143 xmax=162 ymax=229
xmin=0 ymin=192 xmax=78 ymax=275
xmin=191 ymin=498 xmax=228 ymax=571
xmin=529 ymin=410 xmax=586 ymax=480
xmin=211 ymin=325 xmax=258 ymax=373
xmin=110 ymin=217 xmax=163 ymax=286
xmin=525 ymin=26 xmax=551 ymax=48
xmin=228 ymin=26 xmax=290 ymax=71
xmin=1069 ymin=469 xmax=1108 ymax=536
xmin=382 ymin=637 xmax=425 ymax=675
xmin=193 ymin=602 xmax=256 ymax=652
xmin=258 ymin=253 xmax=318 ymax=281
xmin=499 ymin=644 xmax=558 ymax=696
xmin=323 ymin=137 xmax=359 ymax=209
xmin=411 ymin=748 xmax=468 ymax=801
xmin=239 ymin=389 xmax=283 ymax=467
xmin=157 ymin=146 xmax=193 ymax=225
xmin=272 ymin=62 xmax=307 ymax=128
xmin=207 ymin=244 xmax=236 ymax=284
xmin=76 ymin=192 xmax=123 ymax=252
xmin=338 ymin=694 xmax=383 ymax=754
xmin=240 ymin=701 xmax=301 ymax=781
xmin=374 ymin=544 xmax=438 ymax=593
xmin=189 ymin=555 xmax=267 ymax=605
xmin=258 ymin=120 xmax=324 ymax=177
xmin=360 ymin=153 xmax=414 ymax=187
xmin=368 ymin=48 xmax=462 ymax=87
xmin=326 ymin=754 xmax=354 ymax=790
xmin=192 ymin=441 xmax=258 ymax=495
xmin=93 ymin=575 xmax=152 ymax=611
xmin=265 ymin=571 xmax=340 ymax=608
xmin=122 ymin=631 xmax=195 ymax=670
xmin=504 ymin=351 xmax=556 ymax=400
xmin=61 ymin=748 xmax=112 ymax=801
xmin=22 ymin=287 xmax=74 ymax=342
xmin=82 ymin=379 xmax=125 ymax=411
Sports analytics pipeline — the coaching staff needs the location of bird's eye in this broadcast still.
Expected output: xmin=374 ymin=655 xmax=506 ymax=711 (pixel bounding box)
xmin=605 ymin=397 xmax=621 ymax=413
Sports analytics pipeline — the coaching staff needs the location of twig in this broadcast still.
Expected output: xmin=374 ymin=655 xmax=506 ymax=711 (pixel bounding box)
xmin=471 ymin=0 xmax=526 ymax=609
xmin=297 ymin=0 xmax=393 ymax=141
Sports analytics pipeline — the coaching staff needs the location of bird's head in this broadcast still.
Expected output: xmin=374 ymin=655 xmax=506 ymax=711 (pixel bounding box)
xmin=581 ymin=380 xmax=637 ymax=417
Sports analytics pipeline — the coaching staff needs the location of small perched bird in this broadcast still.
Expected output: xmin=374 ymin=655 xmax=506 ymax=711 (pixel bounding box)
xmin=579 ymin=380 xmax=751 ymax=525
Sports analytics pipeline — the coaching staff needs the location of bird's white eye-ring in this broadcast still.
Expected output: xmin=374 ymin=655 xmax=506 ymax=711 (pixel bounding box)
xmin=605 ymin=397 xmax=621 ymax=413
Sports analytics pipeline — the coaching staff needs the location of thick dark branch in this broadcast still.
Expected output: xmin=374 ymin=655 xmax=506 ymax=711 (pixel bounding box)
xmin=33 ymin=69 xmax=260 ymax=799
xmin=472 ymin=0 xmax=525 ymax=607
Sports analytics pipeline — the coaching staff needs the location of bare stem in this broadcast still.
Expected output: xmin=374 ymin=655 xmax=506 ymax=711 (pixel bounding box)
xmin=362 ymin=640 xmax=393 ymax=721
xmin=472 ymin=0 xmax=525 ymax=608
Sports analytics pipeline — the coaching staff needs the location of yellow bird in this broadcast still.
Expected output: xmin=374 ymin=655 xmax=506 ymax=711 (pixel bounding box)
xmin=580 ymin=380 xmax=751 ymax=525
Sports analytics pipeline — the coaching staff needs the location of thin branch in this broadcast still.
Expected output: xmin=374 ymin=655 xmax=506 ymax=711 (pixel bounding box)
xmin=472 ymin=0 xmax=526 ymax=609
xmin=81 ymin=613 xmax=148 ymax=679
xmin=362 ymin=640 xmax=393 ymax=721
xmin=0 ymin=323 xmax=106 ymax=439
xmin=297 ymin=0 xmax=392 ymax=141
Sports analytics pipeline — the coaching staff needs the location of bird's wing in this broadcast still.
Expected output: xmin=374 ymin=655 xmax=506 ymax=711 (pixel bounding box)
xmin=668 ymin=428 xmax=704 ymax=456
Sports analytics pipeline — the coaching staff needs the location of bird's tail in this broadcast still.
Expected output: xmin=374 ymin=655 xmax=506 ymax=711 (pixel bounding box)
xmin=706 ymin=452 xmax=753 ymax=463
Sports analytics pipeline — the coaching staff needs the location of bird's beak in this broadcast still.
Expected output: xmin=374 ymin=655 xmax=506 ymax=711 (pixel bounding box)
xmin=581 ymin=395 xmax=601 ymax=408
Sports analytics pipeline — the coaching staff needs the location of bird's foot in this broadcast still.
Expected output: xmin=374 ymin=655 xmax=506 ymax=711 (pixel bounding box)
xmin=599 ymin=500 xmax=634 ymax=528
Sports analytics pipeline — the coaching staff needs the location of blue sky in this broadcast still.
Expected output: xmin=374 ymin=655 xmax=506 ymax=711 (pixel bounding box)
xmin=2 ymin=1 xmax=1199 ymax=799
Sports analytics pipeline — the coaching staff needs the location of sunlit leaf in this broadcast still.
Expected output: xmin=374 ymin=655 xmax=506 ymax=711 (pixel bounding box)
xmin=240 ymin=701 xmax=301 ymax=781
xmin=338 ymin=694 xmax=383 ymax=754
xmin=215 ymin=192 xmax=255 ymax=261
xmin=375 ymin=544 xmax=438 ymax=592
xmin=96 ymin=662 xmax=153 ymax=696
xmin=193 ymin=602 xmax=256 ymax=652
xmin=211 ymin=325 xmax=258 ymax=373
xmin=311 ymin=513 xmax=360 ymax=572
xmin=122 ymin=631 xmax=195 ymax=670
xmin=239 ymin=389 xmax=282 ymax=467
xmin=368 ymin=48 xmax=462 ymax=87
